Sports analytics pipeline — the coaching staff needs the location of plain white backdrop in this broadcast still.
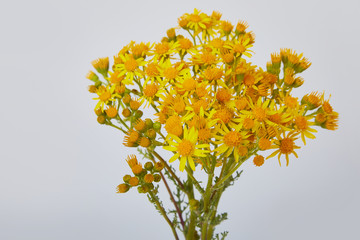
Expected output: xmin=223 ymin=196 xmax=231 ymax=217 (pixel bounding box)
xmin=1 ymin=0 xmax=359 ymax=239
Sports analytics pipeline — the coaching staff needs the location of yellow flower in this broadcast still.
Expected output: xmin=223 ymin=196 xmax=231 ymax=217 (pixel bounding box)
xmin=184 ymin=8 xmax=211 ymax=34
xmin=114 ymin=54 xmax=146 ymax=84
xmin=214 ymin=125 xmax=249 ymax=162
xmin=224 ymin=36 xmax=254 ymax=58
xmin=267 ymin=131 xmax=301 ymax=166
xmin=93 ymin=85 xmax=120 ymax=111
xmin=293 ymin=113 xmax=317 ymax=145
xmin=163 ymin=127 xmax=209 ymax=171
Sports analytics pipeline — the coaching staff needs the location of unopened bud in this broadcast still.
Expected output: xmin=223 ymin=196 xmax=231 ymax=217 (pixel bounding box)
xmin=134 ymin=110 xmax=143 ymax=119
xmin=145 ymin=118 xmax=153 ymax=128
xmin=123 ymin=174 xmax=131 ymax=183
xmin=122 ymin=108 xmax=131 ymax=117
xmin=97 ymin=115 xmax=106 ymax=124
xmin=123 ymin=94 xmax=131 ymax=105
xmin=88 ymin=85 xmax=97 ymax=93
xmin=153 ymin=122 xmax=161 ymax=131
xmin=116 ymin=183 xmax=130 ymax=193
xmin=144 ymin=162 xmax=154 ymax=171
xmin=154 ymin=162 xmax=164 ymax=172
xmin=153 ymin=174 xmax=161 ymax=182
xmin=146 ymin=129 xmax=157 ymax=139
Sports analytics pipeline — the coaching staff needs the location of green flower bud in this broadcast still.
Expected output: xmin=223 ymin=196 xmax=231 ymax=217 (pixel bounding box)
xmin=145 ymin=118 xmax=153 ymax=128
xmin=153 ymin=122 xmax=161 ymax=131
xmin=153 ymin=174 xmax=161 ymax=182
xmin=144 ymin=162 xmax=154 ymax=171
xmin=123 ymin=174 xmax=131 ymax=183
xmin=134 ymin=110 xmax=143 ymax=119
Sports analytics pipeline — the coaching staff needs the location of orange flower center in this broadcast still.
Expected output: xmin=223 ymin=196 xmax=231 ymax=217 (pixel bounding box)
xmin=177 ymin=140 xmax=194 ymax=156
xmin=243 ymin=74 xmax=255 ymax=86
xmin=144 ymin=84 xmax=158 ymax=97
xmin=198 ymin=128 xmax=211 ymax=141
xmin=280 ymin=138 xmax=294 ymax=154
xmin=189 ymin=14 xmax=201 ymax=23
xmin=145 ymin=63 xmax=160 ymax=77
xmin=100 ymin=91 xmax=111 ymax=102
xmin=253 ymin=107 xmax=266 ymax=121
xmin=243 ymin=118 xmax=254 ymax=129
xmin=201 ymin=52 xmax=216 ymax=65
xmin=234 ymin=44 xmax=246 ymax=54
xmin=295 ymin=116 xmax=307 ymax=130
xmin=155 ymin=42 xmax=170 ymax=55
xmin=164 ymin=67 xmax=178 ymax=80
xmin=223 ymin=131 xmax=242 ymax=147
xmin=269 ymin=113 xmax=281 ymax=124
xmin=179 ymin=38 xmax=193 ymax=50
xmin=183 ymin=78 xmax=196 ymax=91
xmin=216 ymin=88 xmax=231 ymax=103
xmin=214 ymin=108 xmax=233 ymax=124
xmin=124 ymin=57 xmax=138 ymax=72
xmin=258 ymin=138 xmax=271 ymax=150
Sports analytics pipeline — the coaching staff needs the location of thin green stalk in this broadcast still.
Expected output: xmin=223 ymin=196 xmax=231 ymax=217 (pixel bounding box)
xmin=106 ymin=122 xmax=126 ymax=134
xmin=148 ymin=191 xmax=179 ymax=240
xmin=185 ymin=166 xmax=205 ymax=194
xmin=186 ymin=167 xmax=197 ymax=240
xmin=152 ymin=150 xmax=185 ymax=191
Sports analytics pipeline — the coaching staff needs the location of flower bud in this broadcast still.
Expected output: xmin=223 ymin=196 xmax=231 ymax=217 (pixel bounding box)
xmin=166 ymin=28 xmax=176 ymax=39
xmin=94 ymin=108 xmax=103 ymax=116
xmin=189 ymin=199 xmax=199 ymax=211
xmin=154 ymin=162 xmax=164 ymax=172
xmin=122 ymin=108 xmax=131 ymax=118
xmin=144 ymin=162 xmax=154 ymax=171
xmin=88 ymin=85 xmax=97 ymax=93
xmin=146 ymin=129 xmax=157 ymax=139
xmin=106 ymin=107 xmax=118 ymax=118
xmin=116 ymin=183 xmax=129 ymax=193
xmin=145 ymin=118 xmax=153 ymax=128
xmin=122 ymin=94 xmax=131 ymax=105
xmin=153 ymin=122 xmax=161 ymax=131
xmin=129 ymin=176 xmax=139 ymax=186
xmin=144 ymin=174 xmax=154 ymax=183
xmin=123 ymin=174 xmax=131 ymax=183
xmin=134 ymin=110 xmax=143 ymax=119
xmin=153 ymin=174 xmax=161 ymax=182
xmin=97 ymin=115 xmax=106 ymax=124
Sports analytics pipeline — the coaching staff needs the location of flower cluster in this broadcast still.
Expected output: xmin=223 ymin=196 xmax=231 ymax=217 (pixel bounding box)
xmin=86 ymin=9 xmax=338 ymax=239
xmin=88 ymin=9 xmax=338 ymax=171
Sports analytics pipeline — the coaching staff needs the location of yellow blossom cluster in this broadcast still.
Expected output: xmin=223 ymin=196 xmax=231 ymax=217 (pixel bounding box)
xmin=87 ymin=8 xmax=338 ymax=174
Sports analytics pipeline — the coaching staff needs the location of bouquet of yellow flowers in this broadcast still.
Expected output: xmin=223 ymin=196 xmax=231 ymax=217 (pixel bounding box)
xmin=86 ymin=9 xmax=338 ymax=240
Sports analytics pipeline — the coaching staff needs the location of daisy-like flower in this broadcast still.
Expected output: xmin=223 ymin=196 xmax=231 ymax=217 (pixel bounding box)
xmin=141 ymin=82 xmax=164 ymax=108
xmin=214 ymin=125 xmax=249 ymax=162
xmin=151 ymin=41 xmax=179 ymax=64
xmin=266 ymin=131 xmax=301 ymax=166
xmin=114 ymin=54 xmax=146 ymax=85
xmin=223 ymin=35 xmax=254 ymax=58
xmin=239 ymin=97 xmax=277 ymax=132
xmin=93 ymin=85 xmax=120 ymax=110
xmin=293 ymin=112 xmax=317 ymax=145
xmin=163 ymin=126 xmax=209 ymax=171
xmin=183 ymin=8 xmax=212 ymax=35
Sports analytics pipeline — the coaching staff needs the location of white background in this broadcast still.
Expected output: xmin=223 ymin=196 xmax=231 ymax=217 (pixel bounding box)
xmin=1 ymin=0 xmax=359 ymax=239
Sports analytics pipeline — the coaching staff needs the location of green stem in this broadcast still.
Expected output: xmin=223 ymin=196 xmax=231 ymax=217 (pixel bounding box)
xmin=186 ymin=167 xmax=197 ymax=240
xmin=185 ymin=166 xmax=204 ymax=194
xmin=148 ymin=191 xmax=179 ymax=240
xmin=152 ymin=150 xmax=185 ymax=191
xmin=106 ymin=121 xmax=126 ymax=134
xmin=213 ymin=157 xmax=243 ymax=190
